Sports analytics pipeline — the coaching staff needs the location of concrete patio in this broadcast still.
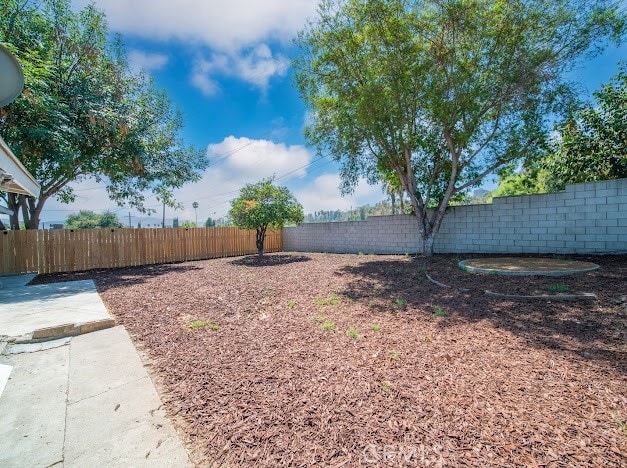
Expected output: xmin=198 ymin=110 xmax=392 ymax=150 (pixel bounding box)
xmin=0 ymin=274 xmax=191 ymax=467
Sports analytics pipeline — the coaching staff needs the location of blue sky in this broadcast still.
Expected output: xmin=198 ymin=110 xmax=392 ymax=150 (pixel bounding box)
xmin=36 ymin=0 xmax=626 ymax=227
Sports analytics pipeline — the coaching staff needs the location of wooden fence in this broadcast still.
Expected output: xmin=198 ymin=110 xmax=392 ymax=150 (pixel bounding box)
xmin=0 ymin=227 xmax=282 ymax=274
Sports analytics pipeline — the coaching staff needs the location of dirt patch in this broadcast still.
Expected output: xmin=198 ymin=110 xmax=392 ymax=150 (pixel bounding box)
xmin=34 ymin=253 xmax=627 ymax=466
xmin=460 ymin=257 xmax=600 ymax=275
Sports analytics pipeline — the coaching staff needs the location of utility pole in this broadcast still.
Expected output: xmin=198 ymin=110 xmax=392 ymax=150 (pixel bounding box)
xmin=192 ymin=201 xmax=199 ymax=227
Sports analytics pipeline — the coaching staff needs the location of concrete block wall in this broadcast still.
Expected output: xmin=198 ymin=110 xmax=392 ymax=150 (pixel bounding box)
xmin=284 ymin=178 xmax=627 ymax=254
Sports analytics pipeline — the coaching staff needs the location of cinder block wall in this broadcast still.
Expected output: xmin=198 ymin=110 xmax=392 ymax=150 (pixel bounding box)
xmin=284 ymin=178 xmax=627 ymax=254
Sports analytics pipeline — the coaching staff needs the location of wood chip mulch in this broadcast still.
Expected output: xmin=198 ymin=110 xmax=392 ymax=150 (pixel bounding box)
xmin=34 ymin=253 xmax=627 ymax=466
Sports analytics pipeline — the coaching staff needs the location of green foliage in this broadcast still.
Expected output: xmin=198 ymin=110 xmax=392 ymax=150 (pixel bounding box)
xmin=346 ymin=326 xmax=359 ymax=339
xmin=492 ymin=165 xmax=550 ymax=198
xmin=204 ymin=217 xmax=216 ymax=227
xmin=311 ymin=314 xmax=327 ymax=323
xmin=229 ymin=178 xmax=303 ymax=255
xmin=433 ymin=306 xmax=447 ymax=317
xmin=314 ymin=293 xmax=340 ymax=307
xmin=370 ymin=323 xmax=382 ymax=331
xmin=189 ymin=320 xmax=219 ymax=330
xmin=544 ymin=63 xmax=627 ymax=190
xmin=180 ymin=221 xmax=197 ymax=228
xmin=321 ymin=321 xmax=336 ymax=331
xmin=65 ymin=210 xmax=123 ymax=229
xmin=0 ymin=0 xmax=207 ymax=229
xmin=189 ymin=320 xmax=209 ymax=330
xmin=388 ymin=352 xmax=401 ymax=362
xmin=295 ymin=0 xmax=625 ymax=253
xmin=394 ymin=298 xmax=406 ymax=309
xmin=287 ymin=300 xmax=297 ymax=308
xmin=546 ymin=284 xmax=571 ymax=292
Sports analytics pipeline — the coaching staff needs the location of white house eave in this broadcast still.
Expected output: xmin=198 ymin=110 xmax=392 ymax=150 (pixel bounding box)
xmin=0 ymin=135 xmax=40 ymax=198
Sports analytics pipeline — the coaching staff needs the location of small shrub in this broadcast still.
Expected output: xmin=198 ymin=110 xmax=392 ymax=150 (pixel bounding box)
xmin=321 ymin=321 xmax=336 ymax=332
xmin=287 ymin=300 xmax=297 ymax=308
xmin=433 ymin=306 xmax=447 ymax=317
xmin=370 ymin=324 xmax=382 ymax=331
xmin=346 ymin=326 xmax=359 ymax=339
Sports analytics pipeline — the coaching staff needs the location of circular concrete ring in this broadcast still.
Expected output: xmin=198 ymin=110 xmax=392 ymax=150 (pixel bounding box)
xmin=459 ymin=257 xmax=600 ymax=277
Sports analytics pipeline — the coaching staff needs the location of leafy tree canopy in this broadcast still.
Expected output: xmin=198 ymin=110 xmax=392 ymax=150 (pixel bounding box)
xmin=229 ymin=178 xmax=304 ymax=255
xmin=65 ymin=210 xmax=123 ymax=229
xmin=0 ymin=0 xmax=208 ymax=230
xmin=544 ymin=62 xmax=627 ymax=190
xmin=295 ymin=0 xmax=624 ymax=253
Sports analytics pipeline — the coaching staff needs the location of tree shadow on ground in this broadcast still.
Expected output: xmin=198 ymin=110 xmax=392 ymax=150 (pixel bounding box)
xmin=31 ymin=263 xmax=203 ymax=292
xmin=229 ymin=254 xmax=312 ymax=267
xmin=338 ymin=255 xmax=627 ymax=373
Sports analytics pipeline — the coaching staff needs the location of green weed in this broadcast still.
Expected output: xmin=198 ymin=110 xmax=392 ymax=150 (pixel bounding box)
xmin=321 ymin=321 xmax=336 ymax=332
xmin=433 ymin=306 xmax=447 ymax=317
xmin=346 ymin=326 xmax=359 ymax=339
xmin=370 ymin=324 xmax=382 ymax=331
xmin=314 ymin=293 xmax=340 ymax=307
xmin=287 ymin=300 xmax=297 ymax=308
xmin=546 ymin=284 xmax=570 ymax=292
xmin=211 ymin=324 xmax=220 ymax=331
xmin=388 ymin=351 xmax=401 ymax=362
xmin=380 ymin=380 xmax=392 ymax=393
xmin=394 ymin=298 xmax=407 ymax=309
xmin=189 ymin=320 xmax=209 ymax=330
xmin=311 ymin=314 xmax=327 ymax=323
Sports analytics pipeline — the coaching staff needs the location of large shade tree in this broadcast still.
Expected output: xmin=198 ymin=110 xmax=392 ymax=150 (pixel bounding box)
xmin=0 ymin=0 xmax=207 ymax=230
xmin=295 ymin=0 xmax=624 ymax=253
xmin=229 ymin=178 xmax=304 ymax=256
xmin=544 ymin=62 xmax=627 ymax=190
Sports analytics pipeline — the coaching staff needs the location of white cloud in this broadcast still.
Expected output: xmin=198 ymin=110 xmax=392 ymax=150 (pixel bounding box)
xmin=83 ymin=0 xmax=318 ymax=52
xmin=295 ymin=173 xmax=383 ymax=213
xmin=127 ymin=50 xmax=169 ymax=74
xmin=191 ymin=45 xmax=289 ymax=95
xmin=170 ymin=136 xmax=312 ymax=221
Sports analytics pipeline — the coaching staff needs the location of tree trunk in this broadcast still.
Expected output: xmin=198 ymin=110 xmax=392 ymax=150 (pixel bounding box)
xmin=421 ymin=234 xmax=435 ymax=255
xmin=24 ymin=196 xmax=44 ymax=230
xmin=8 ymin=193 xmax=20 ymax=230
xmin=390 ymin=192 xmax=396 ymax=214
xmin=256 ymin=226 xmax=267 ymax=256
xmin=399 ymin=193 xmax=405 ymax=213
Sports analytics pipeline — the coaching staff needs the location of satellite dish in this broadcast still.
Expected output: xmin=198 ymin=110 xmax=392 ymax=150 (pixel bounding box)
xmin=0 ymin=44 xmax=24 ymax=108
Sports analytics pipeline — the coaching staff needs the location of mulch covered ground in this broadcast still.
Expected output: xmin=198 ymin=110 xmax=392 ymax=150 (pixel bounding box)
xmin=34 ymin=253 xmax=627 ymax=466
